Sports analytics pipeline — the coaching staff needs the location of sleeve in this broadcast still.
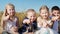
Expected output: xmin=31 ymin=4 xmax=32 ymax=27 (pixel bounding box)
xmin=32 ymin=21 xmax=37 ymax=30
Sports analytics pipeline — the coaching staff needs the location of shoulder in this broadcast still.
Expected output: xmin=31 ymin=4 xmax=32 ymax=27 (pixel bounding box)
xmin=37 ymin=16 xmax=41 ymax=19
xmin=49 ymin=16 xmax=52 ymax=19
xmin=37 ymin=16 xmax=42 ymax=22
xmin=14 ymin=16 xmax=19 ymax=21
xmin=37 ymin=16 xmax=41 ymax=20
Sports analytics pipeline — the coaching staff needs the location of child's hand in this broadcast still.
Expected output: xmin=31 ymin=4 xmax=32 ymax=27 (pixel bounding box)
xmin=10 ymin=26 xmax=18 ymax=32
xmin=12 ymin=32 xmax=19 ymax=34
xmin=52 ymin=16 xmax=59 ymax=21
xmin=10 ymin=26 xmax=19 ymax=34
xmin=43 ymin=21 xmax=48 ymax=28
xmin=3 ymin=15 xmax=10 ymax=21
xmin=23 ymin=19 xmax=30 ymax=24
xmin=13 ymin=26 xmax=18 ymax=32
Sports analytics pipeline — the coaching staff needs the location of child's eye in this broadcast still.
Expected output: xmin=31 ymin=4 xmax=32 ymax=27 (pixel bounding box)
xmin=57 ymin=14 xmax=60 ymax=16
xmin=9 ymin=9 xmax=11 ymax=11
xmin=33 ymin=16 xmax=35 ymax=17
xmin=12 ymin=9 xmax=14 ymax=10
xmin=42 ymin=13 xmax=45 ymax=14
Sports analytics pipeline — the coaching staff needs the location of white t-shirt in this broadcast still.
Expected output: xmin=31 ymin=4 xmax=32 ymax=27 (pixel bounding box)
xmin=4 ymin=17 xmax=18 ymax=33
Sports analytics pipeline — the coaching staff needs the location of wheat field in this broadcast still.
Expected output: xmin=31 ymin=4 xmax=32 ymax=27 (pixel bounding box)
xmin=0 ymin=11 xmax=26 ymax=34
xmin=0 ymin=11 xmax=39 ymax=34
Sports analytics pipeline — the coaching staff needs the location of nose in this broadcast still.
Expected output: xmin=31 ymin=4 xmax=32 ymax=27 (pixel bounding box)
xmin=55 ymin=13 xmax=59 ymax=16
xmin=31 ymin=16 xmax=34 ymax=19
xmin=43 ymin=13 xmax=47 ymax=16
xmin=11 ymin=9 xmax=15 ymax=12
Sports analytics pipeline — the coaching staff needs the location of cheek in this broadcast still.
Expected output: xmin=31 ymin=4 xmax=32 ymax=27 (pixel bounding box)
xmin=40 ymin=13 xmax=48 ymax=18
xmin=7 ymin=9 xmax=11 ymax=14
xmin=12 ymin=10 xmax=15 ymax=12
xmin=34 ymin=17 xmax=36 ymax=20
xmin=33 ymin=18 xmax=36 ymax=21
xmin=53 ymin=12 xmax=56 ymax=15
xmin=46 ymin=13 xmax=49 ymax=16
xmin=7 ymin=10 xmax=11 ymax=14
xmin=12 ymin=11 xmax=15 ymax=14
xmin=31 ymin=17 xmax=36 ymax=21
xmin=29 ymin=17 xmax=33 ymax=21
xmin=10 ymin=10 xmax=15 ymax=14
xmin=40 ymin=13 xmax=44 ymax=17
xmin=27 ymin=16 xmax=31 ymax=20
xmin=10 ymin=9 xmax=15 ymax=12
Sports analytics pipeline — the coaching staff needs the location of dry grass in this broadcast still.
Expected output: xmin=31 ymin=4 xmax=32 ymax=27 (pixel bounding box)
xmin=0 ymin=11 xmax=39 ymax=34
xmin=0 ymin=12 xmax=26 ymax=34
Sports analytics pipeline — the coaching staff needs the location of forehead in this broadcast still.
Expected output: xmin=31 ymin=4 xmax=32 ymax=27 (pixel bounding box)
xmin=6 ymin=5 xmax=14 ymax=9
xmin=53 ymin=10 xmax=59 ymax=13
xmin=40 ymin=9 xmax=48 ymax=13
xmin=27 ymin=11 xmax=36 ymax=15
xmin=27 ymin=10 xmax=35 ymax=13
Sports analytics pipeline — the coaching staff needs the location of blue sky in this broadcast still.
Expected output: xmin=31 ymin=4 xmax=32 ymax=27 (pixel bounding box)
xmin=0 ymin=0 xmax=60 ymax=12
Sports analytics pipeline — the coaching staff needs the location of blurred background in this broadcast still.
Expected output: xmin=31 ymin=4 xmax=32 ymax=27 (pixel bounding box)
xmin=0 ymin=0 xmax=60 ymax=34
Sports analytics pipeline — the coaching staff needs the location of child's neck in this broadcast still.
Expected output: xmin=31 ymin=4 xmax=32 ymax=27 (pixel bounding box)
xmin=10 ymin=15 xmax=14 ymax=18
xmin=43 ymin=18 xmax=48 ymax=21
xmin=9 ymin=16 xmax=15 ymax=21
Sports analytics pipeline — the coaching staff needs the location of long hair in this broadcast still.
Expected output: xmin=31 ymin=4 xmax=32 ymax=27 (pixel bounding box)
xmin=39 ymin=5 xmax=50 ymax=20
xmin=0 ymin=3 xmax=15 ymax=29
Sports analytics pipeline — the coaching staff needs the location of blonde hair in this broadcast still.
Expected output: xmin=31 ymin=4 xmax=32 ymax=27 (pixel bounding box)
xmin=5 ymin=3 xmax=15 ymax=16
xmin=26 ymin=9 xmax=36 ymax=15
xmin=39 ymin=5 xmax=50 ymax=20
xmin=39 ymin=5 xmax=49 ymax=13
xmin=0 ymin=3 xmax=15 ymax=29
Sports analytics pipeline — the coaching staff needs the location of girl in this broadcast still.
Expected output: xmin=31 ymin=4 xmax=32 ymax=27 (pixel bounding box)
xmin=1 ymin=3 xmax=19 ymax=34
xmin=35 ymin=5 xmax=58 ymax=34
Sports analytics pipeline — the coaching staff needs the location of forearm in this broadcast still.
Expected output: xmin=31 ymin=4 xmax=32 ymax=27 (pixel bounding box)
xmin=48 ymin=22 xmax=53 ymax=28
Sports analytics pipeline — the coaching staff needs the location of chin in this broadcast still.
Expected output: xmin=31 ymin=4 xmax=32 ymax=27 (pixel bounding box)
xmin=43 ymin=17 xmax=48 ymax=19
xmin=11 ymin=14 xmax=14 ymax=16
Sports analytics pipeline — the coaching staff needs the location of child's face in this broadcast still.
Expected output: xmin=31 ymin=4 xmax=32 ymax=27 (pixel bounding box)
xmin=27 ymin=11 xmax=36 ymax=22
xmin=7 ymin=6 xmax=15 ymax=16
xmin=40 ymin=9 xmax=49 ymax=19
xmin=52 ymin=10 xmax=60 ymax=16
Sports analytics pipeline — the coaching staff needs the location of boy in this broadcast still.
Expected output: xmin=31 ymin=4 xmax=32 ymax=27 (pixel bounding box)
xmin=20 ymin=9 xmax=37 ymax=34
xmin=51 ymin=6 xmax=60 ymax=34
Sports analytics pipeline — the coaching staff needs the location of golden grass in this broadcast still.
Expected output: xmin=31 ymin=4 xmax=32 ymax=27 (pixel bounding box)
xmin=0 ymin=11 xmax=39 ymax=34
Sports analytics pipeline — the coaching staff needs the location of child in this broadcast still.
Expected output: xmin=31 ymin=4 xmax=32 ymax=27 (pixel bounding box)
xmin=21 ymin=9 xmax=37 ymax=34
xmin=51 ymin=6 xmax=60 ymax=34
xmin=1 ymin=3 xmax=19 ymax=34
xmin=36 ymin=5 xmax=58 ymax=34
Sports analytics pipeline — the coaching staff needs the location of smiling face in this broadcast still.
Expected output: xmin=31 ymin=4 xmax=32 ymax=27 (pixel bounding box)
xmin=52 ymin=10 xmax=60 ymax=16
xmin=6 ymin=5 xmax=15 ymax=16
xmin=27 ymin=11 xmax=36 ymax=22
xmin=40 ymin=9 xmax=49 ymax=19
